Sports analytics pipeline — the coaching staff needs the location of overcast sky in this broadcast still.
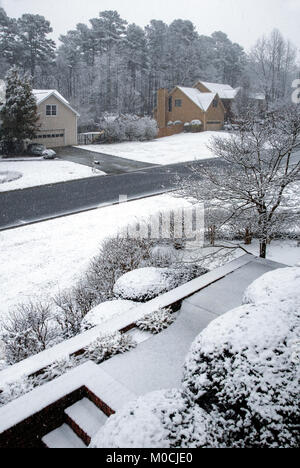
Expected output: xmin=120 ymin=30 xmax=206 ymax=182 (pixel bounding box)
xmin=2 ymin=0 xmax=300 ymax=52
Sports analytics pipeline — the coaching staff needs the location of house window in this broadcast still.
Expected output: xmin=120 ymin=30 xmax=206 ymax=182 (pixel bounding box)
xmin=175 ymin=99 xmax=182 ymax=107
xmin=213 ymin=98 xmax=218 ymax=108
xmin=168 ymin=97 xmax=172 ymax=112
xmin=46 ymin=105 xmax=57 ymax=116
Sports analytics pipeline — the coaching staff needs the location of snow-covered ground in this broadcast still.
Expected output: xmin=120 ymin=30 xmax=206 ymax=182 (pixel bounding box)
xmin=0 ymin=194 xmax=191 ymax=319
xmin=0 ymin=160 xmax=106 ymax=192
xmin=77 ymin=131 xmax=231 ymax=165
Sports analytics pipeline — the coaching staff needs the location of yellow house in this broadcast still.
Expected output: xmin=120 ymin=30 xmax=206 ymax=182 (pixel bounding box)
xmin=31 ymin=90 xmax=79 ymax=148
xmin=155 ymin=85 xmax=225 ymax=137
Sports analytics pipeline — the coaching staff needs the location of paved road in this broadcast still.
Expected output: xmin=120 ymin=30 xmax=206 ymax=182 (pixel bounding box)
xmin=56 ymin=146 xmax=156 ymax=174
xmin=0 ymin=158 xmax=222 ymax=230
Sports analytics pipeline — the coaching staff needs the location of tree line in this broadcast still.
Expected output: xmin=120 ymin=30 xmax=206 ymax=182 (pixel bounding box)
xmin=0 ymin=8 xmax=298 ymax=129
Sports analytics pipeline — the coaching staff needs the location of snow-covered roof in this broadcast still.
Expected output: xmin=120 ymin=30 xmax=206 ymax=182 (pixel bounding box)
xmin=176 ymin=87 xmax=216 ymax=112
xmin=196 ymin=81 xmax=240 ymax=100
xmin=32 ymin=89 xmax=79 ymax=116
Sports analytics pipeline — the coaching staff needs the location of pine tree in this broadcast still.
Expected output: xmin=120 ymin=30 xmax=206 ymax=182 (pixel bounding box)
xmin=0 ymin=67 xmax=39 ymax=153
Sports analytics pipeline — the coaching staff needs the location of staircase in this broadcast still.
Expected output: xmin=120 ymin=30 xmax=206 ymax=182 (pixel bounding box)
xmin=42 ymin=398 xmax=108 ymax=448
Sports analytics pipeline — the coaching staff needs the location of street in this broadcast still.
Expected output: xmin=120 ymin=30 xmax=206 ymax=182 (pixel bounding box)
xmin=0 ymin=157 xmax=222 ymax=230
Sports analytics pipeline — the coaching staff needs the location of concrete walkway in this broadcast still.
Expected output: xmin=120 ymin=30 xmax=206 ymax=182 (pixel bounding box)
xmin=100 ymin=256 xmax=285 ymax=395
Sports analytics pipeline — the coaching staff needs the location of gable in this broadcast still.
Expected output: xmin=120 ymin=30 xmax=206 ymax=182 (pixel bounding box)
xmin=171 ymin=86 xmax=216 ymax=112
xmin=33 ymin=89 xmax=79 ymax=116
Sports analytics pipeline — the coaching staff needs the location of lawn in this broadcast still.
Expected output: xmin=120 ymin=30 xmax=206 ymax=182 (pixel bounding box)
xmin=77 ymin=131 xmax=231 ymax=165
xmin=0 ymin=160 xmax=106 ymax=192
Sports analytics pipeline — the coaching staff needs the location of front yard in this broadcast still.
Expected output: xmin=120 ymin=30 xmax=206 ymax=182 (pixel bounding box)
xmin=77 ymin=131 xmax=231 ymax=165
xmin=0 ymin=160 xmax=106 ymax=192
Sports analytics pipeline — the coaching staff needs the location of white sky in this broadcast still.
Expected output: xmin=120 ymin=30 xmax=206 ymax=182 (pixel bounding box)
xmin=2 ymin=0 xmax=300 ymax=52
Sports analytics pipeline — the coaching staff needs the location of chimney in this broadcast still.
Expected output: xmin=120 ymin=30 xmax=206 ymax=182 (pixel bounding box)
xmin=157 ymin=88 xmax=168 ymax=129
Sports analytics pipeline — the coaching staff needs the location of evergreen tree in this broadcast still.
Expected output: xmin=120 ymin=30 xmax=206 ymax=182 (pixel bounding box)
xmin=16 ymin=14 xmax=56 ymax=80
xmin=0 ymin=67 xmax=39 ymax=153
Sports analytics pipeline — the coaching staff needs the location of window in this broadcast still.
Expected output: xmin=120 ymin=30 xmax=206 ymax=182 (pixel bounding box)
xmin=46 ymin=105 xmax=57 ymax=116
xmin=168 ymin=97 xmax=172 ymax=112
xmin=213 ymin=98 xmax=218 ymax=108
xmin=207 ymin=121 xmax=221 ymax=125
xmin=175 ymin=99 xmax=182 ymax=107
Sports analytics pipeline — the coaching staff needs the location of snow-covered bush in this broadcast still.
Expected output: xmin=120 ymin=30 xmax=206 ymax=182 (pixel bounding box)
xmin=114 ymin=265 xmax=208 ymax=302
xmin=81 ymin=300 xmax=137 ymax=331
xmin=93 ymin=266 xmax=300 ymax=449
xmin=90 ymin=389 xmax=209 ymax=449
xmin=0 ymin=357 xmax=79 ymax=407
xmin=243 ymin=266 xmax=300 ymax=306
xmin=83 ymin=332 xmax=137 ymax=365
xmin=113 ymin=267 xmax=172 ymax=302
xmin=183 ymin=269 xmax=300 ymax=448
xmin=100 ymin=114 xmax=157 ymax=143
xmin=150 ymin=244 xmax=178 ymax=268
xmin=184 ymin=120 xmax=203 ymax=133
xmin=0 ymin=301 xmax=58 ymax=365
xmin=136 ymin=308 xmax=175 ymax=334
xmin=0 ymin=377 xmax=35 ymax=407
xmin=34 ymin=357 xmax=79 ymax=386
xmin=54 ymin=282 xmax=97 ymax=339
xmin=87 ymin=236 xmax=155 ymax=302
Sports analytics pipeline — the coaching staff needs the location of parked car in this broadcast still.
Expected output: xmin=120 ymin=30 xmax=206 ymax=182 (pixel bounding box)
xmin=43 ymin=149 xmax=57 ymax=160
xmin=27 ymin=143 xmax=56 ymax=159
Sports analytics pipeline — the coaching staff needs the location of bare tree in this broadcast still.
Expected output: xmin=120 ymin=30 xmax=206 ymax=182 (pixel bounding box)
xmin=179 ymin=103 xmax=300 ymax=259
xmin=249 ymin=29 xmax=297 ymax=105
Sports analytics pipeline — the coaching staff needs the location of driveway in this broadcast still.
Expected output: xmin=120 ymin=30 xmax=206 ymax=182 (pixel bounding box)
xmin=56 ymin=147 xmax=157 ymax=175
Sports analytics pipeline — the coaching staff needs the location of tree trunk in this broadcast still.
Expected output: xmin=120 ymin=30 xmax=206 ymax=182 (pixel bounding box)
xmin=260 ymin=240 xmax=267 ymax=259
xmin=244 ymin=228 xmax=253 ymax=245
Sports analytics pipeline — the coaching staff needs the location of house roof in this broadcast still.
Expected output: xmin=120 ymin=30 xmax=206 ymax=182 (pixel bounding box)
xmin=196 ymin=81 xmax=241 ymax=100
xmin=32 ymin=89 xmax=80 ymax=116
xmin=176 ymin=86 xmax=217 ymax=112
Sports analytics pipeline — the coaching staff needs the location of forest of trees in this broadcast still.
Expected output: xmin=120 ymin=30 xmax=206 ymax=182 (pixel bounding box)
xmin=0 ymin=7 xmax=299 ymax=130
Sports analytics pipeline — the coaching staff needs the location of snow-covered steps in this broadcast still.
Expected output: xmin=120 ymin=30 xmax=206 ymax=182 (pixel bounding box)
xmin=65 ymin=398 xmax=108 ymax=445
xmin=42 ymin=424 xmax=86 ymax=449
xmin=126 ymin=327 xmax=152 ymax=344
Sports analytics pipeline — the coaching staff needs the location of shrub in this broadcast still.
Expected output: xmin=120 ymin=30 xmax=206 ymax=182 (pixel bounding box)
xmin=92 ymin=266 xmax=300 ymax=449
xmin=183 ymin=270 xmax=300 ymax=448
xmin=113 ymin=267 xmax=172 ymax=302
xmin=83 ymin=332 xmax=137 ymax=365
xmin=99 ymin=114 xmax=158 ymax=143
xmin=136 ymin=308 xmax=175 ymax=334
xmin=54 ymin=283 xmax=96 ymax=339
xmin=90 ymin=389 xmax=209 ymax=449
xmin=184 ymin=120 xmax=203 ymax=133
xmin=81 ymin=300 xmax=137 ymax=331
xmin=87 ymin=236 xmax=154 ymax=302
xmin=0 ymin=301 xmax=58 ymax=365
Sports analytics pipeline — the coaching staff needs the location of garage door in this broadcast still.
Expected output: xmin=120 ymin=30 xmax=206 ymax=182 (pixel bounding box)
xmin=32 ymin=129 xmax=65 ymax=148
xmin=206 ymin=121 xmax=223 ymax=131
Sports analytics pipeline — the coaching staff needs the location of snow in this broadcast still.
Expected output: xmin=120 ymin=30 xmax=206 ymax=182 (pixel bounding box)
xmin=0 ymin=361 xmax=136 ymax=434
xmin=65 ymin=398 xmax=108 ymax=438
xmin=183 ymin=266 xmax=300 ymax=447
xmin=94 ymin=266 xmax=300 ymax=449
xmin=0 ymin=160 xmax=105 ymax=192
xmin=243 ymin=266 xmax=300 ymax=307
xmin=42 ymin=424 xmax=86 ymax=449
xmin=77 ymin=131 xmax=231 ymax=165
xmin=81 ymin=300 xmax=138 ymax=330
xmin=197 ymin=81 xmax=240 ymax=100
xmin=0 ymin=194 xmax=191 ymax=319
xmin=177 ymin=87 xmax=216 ymax=111
xmin=114 ymin=267 xmax=172 ymax=301
xmin=90 ymin=389 xmax=208 ymax=449
xmin=0 ymin=171 xmax=22 ymax=184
